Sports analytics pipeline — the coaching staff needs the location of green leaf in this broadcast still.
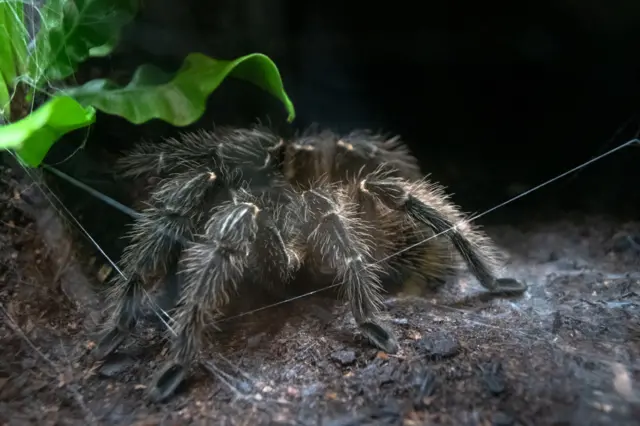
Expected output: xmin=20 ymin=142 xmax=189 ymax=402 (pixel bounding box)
xmin=0 ymin=96 xmax=96 ymax=167
xmin=88 ymin=34 xmax=121 ymax=57
xmin=28 ymin=0 xmax=139 ymax=84
xmin=0 ymin=73 xmax=10 ymax=119
xmin=64 ymin=52 xmax=296 ymax=126
xmin=0 ymin=1 xmax=28 ymax=87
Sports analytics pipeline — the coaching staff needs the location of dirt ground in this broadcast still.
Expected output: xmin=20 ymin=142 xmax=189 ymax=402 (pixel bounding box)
xmin=1 ymin=160 xmax=639 ymax=426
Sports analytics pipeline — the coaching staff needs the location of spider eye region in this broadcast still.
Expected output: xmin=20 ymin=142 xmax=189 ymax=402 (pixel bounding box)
xmin=336 ymin=140 xmax=354 ymax=151
xmin=291 ymin=143 xmax=315 ymax=152
xmin=337 ymin=138 xmax=378 ymax=159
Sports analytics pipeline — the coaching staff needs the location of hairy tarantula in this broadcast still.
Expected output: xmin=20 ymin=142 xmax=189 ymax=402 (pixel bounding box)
xmin=92 ymin=125 xmax=527 ymax=402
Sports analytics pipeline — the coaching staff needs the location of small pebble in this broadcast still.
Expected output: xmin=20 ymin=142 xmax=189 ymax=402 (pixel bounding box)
xmin=330 ymin=350 xmax=356 ymax=366
xmin=610 ymin=232 xmax=640 ymax=254
xmin=246 ymin=333 xmax=265 ymax=349
xmin=284 ymin=365 xmax=300 ymax=380
xmin=546 ymin=250 xmax=560 ymax=262
xmin=302 ymin=383 xmax=324 ymax=398
xmin=98 ymin=353 xmax=135 ymax=377
xmin=481 ymin=361 xmax=506 ymax=395
xmin=417 ymin=332 xmax=460 ymax=359
xmin=413 ymin=369 xmax=437 ymax=409
xmin=235 ymin=379 xmax=253 ymax=394
xmin=551 ymin=311 xmax=562 ymax=334
xmin=21 ymin=358 xmax=36 ymax=369
xmin=376 ymin=351 xmax=390 ymax=361
xmin=493 ymin=411 xmax=514 ymax=426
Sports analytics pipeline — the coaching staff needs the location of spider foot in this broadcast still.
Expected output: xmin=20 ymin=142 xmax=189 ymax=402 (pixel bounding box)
xmin=360 ymin=320 xmax=399 ymax=354
xmin=490 ymin=277 xmax=528 ymax=295
xmin=148 ymin=361 xmax=188 ymax=403
xmin=92 ymin=327 xmax=129 ymax=360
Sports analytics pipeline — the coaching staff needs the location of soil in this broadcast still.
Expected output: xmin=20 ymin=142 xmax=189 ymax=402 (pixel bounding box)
xmin=1 ymin=159 xmax=639 ymax=426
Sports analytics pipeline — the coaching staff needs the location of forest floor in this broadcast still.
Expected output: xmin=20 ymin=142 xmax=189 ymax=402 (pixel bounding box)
xmin=1 ymin=161 xmax=639 ymax=426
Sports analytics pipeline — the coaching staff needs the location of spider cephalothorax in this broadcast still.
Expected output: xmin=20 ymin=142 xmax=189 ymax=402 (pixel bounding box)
xmin=92 ymin=125 xmax=527 ymax=402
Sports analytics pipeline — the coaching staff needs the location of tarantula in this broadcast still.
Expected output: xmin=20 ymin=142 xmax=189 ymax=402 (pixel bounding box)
xmin=92 ymin=125 xmax=527 ymax=402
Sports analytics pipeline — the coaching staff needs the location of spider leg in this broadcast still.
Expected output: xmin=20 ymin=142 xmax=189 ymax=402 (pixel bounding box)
xmin=154 ymin=269 xmax=182 ymax=315
xmin=116 ymin=125 xmax=283 ymax=179
xmin=148 ymin=197 xmax=294 ymax=402
xmin=359 ymin=174 xmax=528 ymax=295
xmin=299 ymin=188 xmax=398 ymax=354
xmin=92 ymin=273 xmax=144 ymax=360
xmin=114 ymin=137 xmax=198 ymax=178
xmin=92 ymin=170 xmax=219 ymax=360
xmin=334 ymin=131 xmax=422 ymax=180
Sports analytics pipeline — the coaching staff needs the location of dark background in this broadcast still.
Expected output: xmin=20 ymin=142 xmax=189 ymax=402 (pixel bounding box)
xmin=43 ymin=0 xmax=640 ymax=241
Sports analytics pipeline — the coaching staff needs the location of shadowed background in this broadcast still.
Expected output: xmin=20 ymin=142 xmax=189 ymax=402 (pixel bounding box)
xmin=35 ymin=0 xmax=640 ymax=260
